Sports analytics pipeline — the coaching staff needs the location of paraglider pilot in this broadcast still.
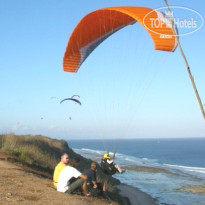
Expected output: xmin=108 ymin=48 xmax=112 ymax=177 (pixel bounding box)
xmin=101 ymin=153 xmax=125 ymax=175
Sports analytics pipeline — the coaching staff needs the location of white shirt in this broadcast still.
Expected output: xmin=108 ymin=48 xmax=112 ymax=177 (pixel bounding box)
xmin=57 ymin=165 xmax=81 ymax=192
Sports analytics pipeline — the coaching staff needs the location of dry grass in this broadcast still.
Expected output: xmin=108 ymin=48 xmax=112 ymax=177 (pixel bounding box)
xmin=0 ymin=133 xmax=69 ymax=174
xmin=0 ymin=133 xmax=127 ymax=204
xmin=0 ymin=159 xmax=117 ymax=205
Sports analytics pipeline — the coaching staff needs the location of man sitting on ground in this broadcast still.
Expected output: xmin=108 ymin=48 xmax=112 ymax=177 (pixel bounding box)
xmin=57 ymin=157 xmax=90 ymax=196
xmin=53 ymin=153 xmax=69 ymax=189
xmin=84 ymin=161 xmax=106 ymax=197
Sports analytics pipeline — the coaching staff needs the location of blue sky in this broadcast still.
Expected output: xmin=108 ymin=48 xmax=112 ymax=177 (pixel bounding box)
xmin=1 ymin=0 xmax=205 ymax=140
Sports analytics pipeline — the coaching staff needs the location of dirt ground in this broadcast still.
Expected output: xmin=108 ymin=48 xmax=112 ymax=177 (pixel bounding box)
xmin=0 ymin=152 xmax=117 ymax=205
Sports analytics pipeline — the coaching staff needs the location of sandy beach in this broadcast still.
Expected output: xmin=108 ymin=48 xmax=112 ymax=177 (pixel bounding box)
xmin=0 ymin=156 xmax=158 ymax=205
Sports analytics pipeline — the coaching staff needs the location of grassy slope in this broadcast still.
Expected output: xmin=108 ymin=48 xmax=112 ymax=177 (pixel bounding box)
xmin=0 ymin=134 xmax=130 ymax=205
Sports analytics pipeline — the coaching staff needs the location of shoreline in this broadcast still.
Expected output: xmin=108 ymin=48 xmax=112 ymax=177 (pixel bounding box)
xmin=116 ymin=183 xmax=157 ymax=205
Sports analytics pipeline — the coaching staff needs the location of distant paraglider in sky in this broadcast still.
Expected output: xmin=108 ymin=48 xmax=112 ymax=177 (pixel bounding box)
xmin=60 ymin=98 xmax=82 ymax=106
xmin=71 ymin=95 xmax=80 ymax=98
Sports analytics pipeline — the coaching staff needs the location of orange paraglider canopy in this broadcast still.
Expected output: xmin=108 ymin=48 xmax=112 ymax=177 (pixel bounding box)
xmin=63 ymin=6 xmax=177 ymax=72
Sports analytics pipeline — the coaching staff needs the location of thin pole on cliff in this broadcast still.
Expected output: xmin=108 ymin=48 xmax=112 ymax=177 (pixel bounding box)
xmin=164 ymin=0 xmax=205 ymax=120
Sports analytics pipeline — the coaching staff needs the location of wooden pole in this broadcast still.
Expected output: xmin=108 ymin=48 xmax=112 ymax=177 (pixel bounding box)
xmin=164 ymin=0 xmax=205 ymax=120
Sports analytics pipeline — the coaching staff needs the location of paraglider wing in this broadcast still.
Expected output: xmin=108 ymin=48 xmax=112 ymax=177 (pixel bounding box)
xmin=63 ymin=6 xmax=177 ymax=72
xmin=60 ymin=98 xmax=82 ymax=106
xmin=71 ymin=95 xmax=80 ymax=98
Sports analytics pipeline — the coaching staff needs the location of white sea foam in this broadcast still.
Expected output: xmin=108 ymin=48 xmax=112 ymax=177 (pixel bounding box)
xmin=164 ymin=163 xmax=205 ymax=179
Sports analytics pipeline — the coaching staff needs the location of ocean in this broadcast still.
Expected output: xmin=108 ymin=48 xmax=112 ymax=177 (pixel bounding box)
xmin=68 ymin=138 xmax=205 ymax=205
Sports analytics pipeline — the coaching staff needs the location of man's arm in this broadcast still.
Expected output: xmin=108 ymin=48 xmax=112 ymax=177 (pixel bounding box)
xmin=79 ymin=174 xmax=87 ymax=181
xmin=91 ymin=180 xmax=97 ymax=188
